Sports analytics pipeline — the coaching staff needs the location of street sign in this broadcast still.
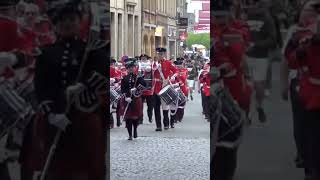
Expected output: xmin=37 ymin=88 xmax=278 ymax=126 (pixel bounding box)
xmin=178 ymin=18 xmax=188 ymax=26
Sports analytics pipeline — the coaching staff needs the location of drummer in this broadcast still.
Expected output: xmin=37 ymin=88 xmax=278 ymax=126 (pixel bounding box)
xmin=140 ymin=54 xmax=154 ymax=124
xmin=0 ymin=1 xmax=36 ymax=179
xmin=199 ymin=63 xmax=210 ymax=120
xmin=152 ymin=47 xmax=178 ymax=131
xmin=172 ymin=58 xmax=189 ymax=124
xmin=110 ymin=57 xmax=121 ymax=128
xmin=176 ymin=58 xmax=189 ymax=122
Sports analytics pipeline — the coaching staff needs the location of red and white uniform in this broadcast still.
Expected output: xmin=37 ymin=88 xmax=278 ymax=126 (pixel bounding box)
xmin=284 ymin=28 xmax=320 ymax=110
xmin=199 ymin=70 xmax=210 ymax=97
xmin=177 ymin=67 xmax=189 ymax=96
xmin=153 ymin=59 xmax=178 ymax=94
xmin=141 ymin=61 xmax=154 ymax=96
xmin=211 ymin=18 xmax=252 ymax=113
xmin=0 ymin=16 xmax=32 ymax=79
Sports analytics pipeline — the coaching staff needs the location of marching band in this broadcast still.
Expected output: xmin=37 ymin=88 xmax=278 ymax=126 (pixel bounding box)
xmin=110 ymin=48 xmax=210 ymax=137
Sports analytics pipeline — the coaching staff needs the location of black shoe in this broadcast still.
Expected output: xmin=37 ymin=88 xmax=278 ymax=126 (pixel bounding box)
xmin=134 ymin=131 xmax=138 ymax=138
xmin=155 ymin=128 xmax=162 ymax=131
xmin=191 ymin=95 xmax=193 ymax=101
xmin=149 ymin=118 xmax=152 ymax=123
xmin=164 ymin=126 xmax=169 ymax=130
xmin=128 ymin=137 xmax=133 ymax=140
xmin=171 ymin=124 xmax=174 ymax=128
xmin=257 ymin=107 xmax=266 ymax=123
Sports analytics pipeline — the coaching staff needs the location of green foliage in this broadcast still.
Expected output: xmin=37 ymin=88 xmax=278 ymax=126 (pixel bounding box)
xmin=186 ymin=33 xmax=210 ymax=49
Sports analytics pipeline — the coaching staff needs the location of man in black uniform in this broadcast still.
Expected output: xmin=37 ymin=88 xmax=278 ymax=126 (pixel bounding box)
xmin=121 ymin=58 xmax=146 ymax=140
xmin=20 ymin=2 xmax=109 ymax=180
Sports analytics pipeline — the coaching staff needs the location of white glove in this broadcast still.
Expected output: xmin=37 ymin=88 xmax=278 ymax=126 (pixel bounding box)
xmin=130 ymin=88 xmax=137 ymax=94
xmin=48 ymin=113 xmax=72 ymax=131
xmin=110 ymin=78 xmax=116 ymax=84
xmin=170 ymin=76 xmax=176 ymax=81
xmin=125 ymin=97 xmax=132 ymax=103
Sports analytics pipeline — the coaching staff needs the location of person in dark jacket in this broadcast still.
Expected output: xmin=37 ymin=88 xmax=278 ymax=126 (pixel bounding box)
xmin=121 ymin=58 xmax=146 ymax=140
xmin=20 ymin=2 xmax=108 ymax=180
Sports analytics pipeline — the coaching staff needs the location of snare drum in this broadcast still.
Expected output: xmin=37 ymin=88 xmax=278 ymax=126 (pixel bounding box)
xmin=176 ymin=88 xmax=186 ymax=105
xmin=0 ymin=80 xmax=34 ymax=139
xmin=110 ymin=87 xmax=120 ymax=105
xmin=158 ymin=85 xmax=179 ymax=105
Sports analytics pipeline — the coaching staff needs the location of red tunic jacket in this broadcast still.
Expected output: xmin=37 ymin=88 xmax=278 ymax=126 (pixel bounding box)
xmin=153 ymin=59 xmax=178 ymax=94
xmin=212 ymin=21 xmax=252 ymax=111
xmin=285 ymin=28 xmax=320 ymax=110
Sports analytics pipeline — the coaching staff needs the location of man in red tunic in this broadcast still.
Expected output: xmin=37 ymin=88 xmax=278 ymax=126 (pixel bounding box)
xmin=174 ymin=58 xmax=189 ymax=123
xmin=152 ymin=47 xmax=178 ymax=131
xmin=283 ymin=1 xmax=320 ymax=178
xmin=199 ymin=64 xmax=210 ymax=120
xmin=140 ymin=54 xmax=154 ymax=123
xmin=210 ymin=1 xmax=251 ymax=179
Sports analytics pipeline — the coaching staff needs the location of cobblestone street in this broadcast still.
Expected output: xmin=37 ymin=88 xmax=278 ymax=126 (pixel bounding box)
xmin=110 ymin=91 xmax=210 ymax=180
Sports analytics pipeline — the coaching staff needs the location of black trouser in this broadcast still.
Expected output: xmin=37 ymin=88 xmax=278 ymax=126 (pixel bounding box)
xmin=142 ymin=95 xmax=154 ymax=122
xmin=109 ymin=113 xmax=114 ymax=127
xmin=202 ymin=93 xmax=209 ymax=118
xmin=116 ymin=102 xmax=121 ymax=126
xmin=126 ymin=119 xmax=139 ymax=137
xmin=154 ymin=93 xmax=162 ymax=129
xmin=170 ymin=109 xmax=177 ymax=126
xmin=211 ymin=147 xmax=238 ymax=180
xmin=153 ymin=94 xmax=170 ymax=129
xmin=0 ymin=162 xmax=10 ymax=180
xmin=290 ymin=78 xmax=307 ymax=166
xmin=305 ymin=110 xmax=320 ymax=178
xmin=201 ymin=87 xmax=205 ymax=113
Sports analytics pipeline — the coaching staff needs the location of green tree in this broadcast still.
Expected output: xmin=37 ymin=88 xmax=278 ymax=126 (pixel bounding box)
xmin=186 ymin=33 xmax=210 ymax=49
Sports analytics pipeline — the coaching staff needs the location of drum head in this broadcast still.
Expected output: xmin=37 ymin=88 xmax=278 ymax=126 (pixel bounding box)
xmin=158 ymin=85 xmax=170 ymax=95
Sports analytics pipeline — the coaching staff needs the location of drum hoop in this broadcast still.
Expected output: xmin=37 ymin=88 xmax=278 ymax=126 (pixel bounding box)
xmin=158 ymin=85 xmax=172 ymax=95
